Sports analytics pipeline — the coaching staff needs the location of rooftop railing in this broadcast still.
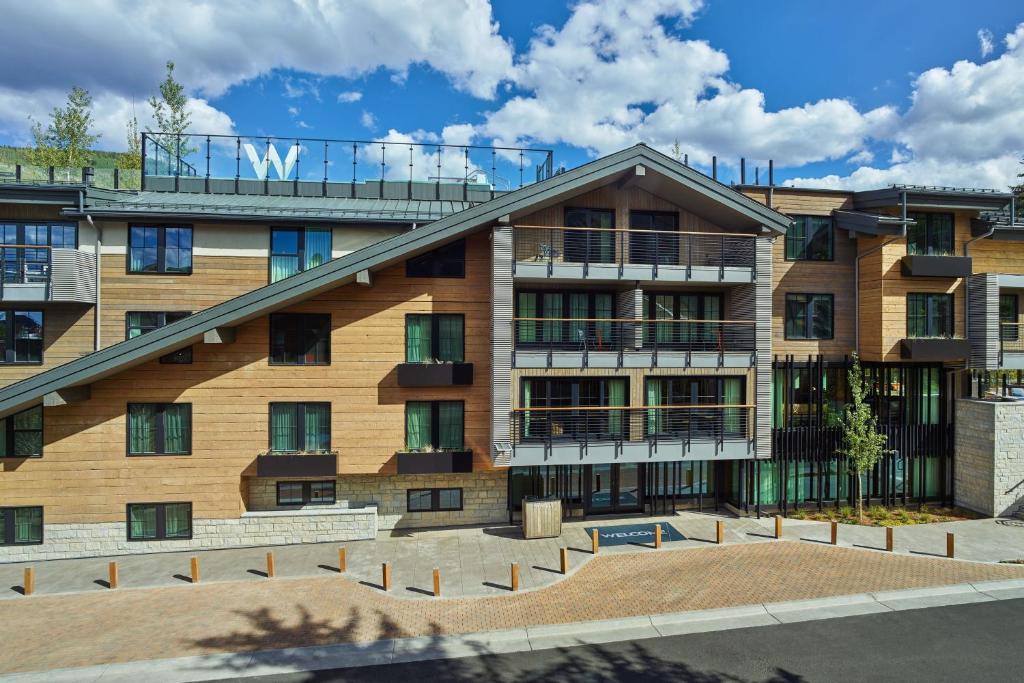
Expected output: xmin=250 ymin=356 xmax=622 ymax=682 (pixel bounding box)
xmin=511 ymin=318 xmax=756 ymax=353
xmin=1000 ymin=323 xmax=1024 ymax=353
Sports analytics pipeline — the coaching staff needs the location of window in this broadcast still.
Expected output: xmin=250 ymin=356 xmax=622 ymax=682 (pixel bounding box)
xmin=127 ymin=502 xmax=192 ymax=541
xmin=126 ymin=311 xmax=192 ymax=363
xmin=270 ymin=227 xmax=332 ymax=282
xmin=276 ymin=481 xmax=336 ymax=506
xmin=645 ymin=376 xmax=746 ymax=438
xmin=907 ymin=213 xmax=954 ymax=256
xmin=520 ymin=377 xmax=627 ymax=440
xmin=785 ymin=216 xmax=833 ymax=260
xmin=643 ymin=292 xmax=723 ymax=349
xmin=127 ymin=403 xmax=192 ymax=455
xmin=1000 ymin=294 xmax=1018 ymax=342
xmin=784 ymin=294 xmax=834 ymax=340
xmin=0 ymin=222 xmax=77 ymax=285
xmin=405 ymin=314 xmax=464 ymax=362
xmin=0 ymin=310 xmax=42 ymax=363
xmin=630 ymin=210 xmax=679 ymax=266
xmin=515 ymin=290 xmax=615 ymax=348
xmin=269 ymin=403 xmax=331 ymax=453
xmin=406 ymin=239 xmax=465 ymax=278
xmin=0 ymin=406 xmax=43 ymax=457
xmin=407 ymin=488 xmax=462 ymax=512
xmin=405 ymin=401 xmax=464 ymax=451
xmin=0 ymin=506 xmax=43 ymax=545
xmin=269 ymin=313 xmax=330 ymax=365
xmin=907 ymin=293 xmax=954 ymax=338
xmin=564 ymin=208 xmax=615 ymax=263
xmin=128 ymin=225 xmax=193 ymax=274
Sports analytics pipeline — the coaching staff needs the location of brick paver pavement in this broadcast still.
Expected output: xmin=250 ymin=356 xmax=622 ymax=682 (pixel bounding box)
xmin=4 ymin=541 xmax=1024 ymax=675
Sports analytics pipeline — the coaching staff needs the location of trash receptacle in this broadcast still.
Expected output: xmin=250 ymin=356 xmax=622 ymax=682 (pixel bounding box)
xmin=522 ymin=496 xmax=562 ymax=539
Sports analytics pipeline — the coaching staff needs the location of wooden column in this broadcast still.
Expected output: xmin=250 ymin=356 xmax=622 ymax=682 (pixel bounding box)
xmin=774 ymin=515 xmax=783 ymax=539
xmin=338 ymin=547 xmax=347 ymax=572
xmin=23 ymin=567 xmax=34 ymax=596
xmin=433 ymin=568 xmax=441 ymax=597
xmin=830 ymin=521 xmax=838 ymax=545
xmin=266 ymin=552 xmax=276 ymax=578
xmin=382 ymin=562 xmax=392 ymax=591
xmin=591 ymin=529 xmax=599 ymax=554
xmin=885 ymin=527 xmax=894 ymax=552
xmin=190 ymin=557 xmax=200 ymax=584
xmin=716 ymin=520 xmax=725 ymax=545
xmin=946 ymin=533 xmax=955 ymax=559
xmin=108 ymin=561 xmax=119 ymax=589
xmin=560 ymin=548 xmax=569 ymax=574
xmin=654 ymin=524 xmax=662 ymax=548
xmin=511 ymin=562 xmax=520 ymax=591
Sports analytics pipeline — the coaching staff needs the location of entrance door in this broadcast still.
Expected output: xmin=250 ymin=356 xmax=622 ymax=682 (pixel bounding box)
xmin=587 ymin=464 xmax=644 ymax=514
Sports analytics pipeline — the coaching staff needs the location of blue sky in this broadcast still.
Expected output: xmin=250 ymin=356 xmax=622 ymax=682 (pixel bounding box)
xmin=1 ymin=0 xmax=1022 ymax=190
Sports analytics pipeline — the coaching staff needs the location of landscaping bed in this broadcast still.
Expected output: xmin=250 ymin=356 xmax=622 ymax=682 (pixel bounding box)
xmin=790 ymin=504 xmax=983 ymax=527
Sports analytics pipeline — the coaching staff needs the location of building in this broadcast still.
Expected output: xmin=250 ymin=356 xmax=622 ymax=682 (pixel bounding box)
xmin=0 ymin=136 xmax=1021 ymax=561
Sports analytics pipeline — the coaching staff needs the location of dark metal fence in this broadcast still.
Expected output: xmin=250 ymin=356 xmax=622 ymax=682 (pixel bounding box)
xmin=511 ymin=317 xmax=756 ymax=353
xmin=0 ymin=245 xmax=51 ymax=299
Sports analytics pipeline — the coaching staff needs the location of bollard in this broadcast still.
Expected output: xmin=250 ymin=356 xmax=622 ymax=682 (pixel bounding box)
xmin=655 ymin=524 xmax=662 ymax=549
xmin=774 ymin=515 xmax=783 ymax=540
xmin=23 ymin=567 xmax=34 ymax=596
xmin=591 ymin=528 xmax=599 ymax=555
xmin=946 ymin=532 xmax=955 ymax=559
xmin=885 ymin=527 xmax=894 ymax=552
xmin=560 ymin=548 xmax=569 ymax=575
xmin=382 ymin=562 xmax=392 ymax=591
xmin=108 ymin=561 xmax=119 ymax=589
xmin=716 ymin=520 xmax=724 ymax=545
xmin=266 ymin=551 xmax=275 ymax=578
xmin=510 ymin=562 xmax=520 ymax=592
xmin=830 ymin=521 xmax=838 ymax=545
xmin=190 ymin=556 xmax=200 ymax=584
xmin=433 ymin=568 xmax=441 ymax=597
xmin=338 ymin=546 xmax=347 ymax=573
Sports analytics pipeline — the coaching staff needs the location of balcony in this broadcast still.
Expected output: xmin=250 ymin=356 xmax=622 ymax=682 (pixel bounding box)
xmin=900 ymin=254 xmax=972 ymax=278
xmin=508 ymin=405 xmax=755 ymax=466
xmin=512 ymin=226 xmax=757 ymax=283
xmin=396 ymin=362 xmax=474 ymax=387
xmin=396 ymin=450 xmax=473 ymax=474
xmin=899 ymin=337 xmax=971 ymax=361
xmin=511 ymin=318 xmax=756 ymax=369
xmin=256 ymin=451 xmax=338 ymax=477
xmin=1000 ymin=324 xmax=1024 ymax=367
xmin=0 ymin=246 xmax=96 ymax=304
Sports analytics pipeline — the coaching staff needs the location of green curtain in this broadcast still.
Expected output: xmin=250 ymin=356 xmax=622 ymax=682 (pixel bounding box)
xmin=304 ymin=403 xmax=330 ymax=451
xmin=704 ymin=296 xmax=721 ymax=344
xmin=14 ymin=507 xmax=41 ymax=543
xmin=607 ymin=380 xmax=625 ymax=436
xmin=595 ymin=294 xmax=613 ymax=348
xmin=406 ymin=402 xmax=431 ymax=450
xmin=569 ymin=293 xmax=588 ymax=347
xmin=656 ymin=295 xmax=674 ymax=344
xmin=164 ymin=404 xmax=189 ymax=453
xmin=438 ymin=316 xmax=463 ymax=362
xmin=304 ymin=228 xmax=332 ymax=270
xmin=438 ymin=402 xmax=463 ymax=449
xmin=517 ymin=293 xmax=536 ymax=343
xmin=130 ymin=505 xmax=157 ymax=539
xmin=405 ymin=315 xmax=432 ymax=362
xmin=758 ymin=462 xmax=781 ymax=506
xmin=543 ymin=293 xmax=562 ymax=342
xmin=646 ymin=379 xmax=663 ymax=435
xmin=164 ymin=503 xmax=191 ymax=538
xmin=723 ymin=378 xmax=742 ymax=436
xmin=129 ymin=405 xmax=157 ymax=454
xmin=270 ymin=404 xmax=297 ymax=452
xmin=522 ymin=380 xmax=532 ymax=438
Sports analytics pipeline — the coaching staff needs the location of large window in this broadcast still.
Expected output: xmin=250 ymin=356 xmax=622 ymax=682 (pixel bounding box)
xmin=785 ymin=216 xmax=833 ymax=261
xmin=128 ymin=225 xmax=193 ymax=274
xmin=270 ymin=227 xmax=332 ymax=283
xmin=126 ymin=311 xmax=192 ymax=363
xmin=630 ymin=210 xmax=679 ymax=266
xmin=276 ymin=481 xmax=335 ymax=506
xmin=407 ymin=488 xmax=462 ymax=512
xmin=0 ymin=222 xmax=77 ymax=284
xmin=127 ymin=403 xmax=192 ymax=455
xmin=405 ymin=401 xmax=464 ymax=451
xmin=907 ymin=293 xmax=954 ymax=338
xmin=564 ymin=207 xmax=615 ymax=264
xmin=515 ymin=290 xmax=615 ymax=348
xmin=1000 ymin=294 xmax=1019 ymax=342
xmin=406 ymin=239 xmax=465 ymax=278
xmin=645 ymin=376 xmax=746 ymax=438
xmin=784 ymin=294 xmax=834 ymax=340
xmin=643 ymin=292 xmax=722 ymax=349
xmin=520 ymin=377 xmax=627 ymax=440
xmin=0 ymin=406 xmax=43 ymax=458
xmin=0 ymin=506 xmax=43 ymax=545
xmin=907 ymin=212 xmax=954 ymax=256
xmin=127 ymin=502 xmax=192 ymax=541
xmin=269 ymin=313 xmax=330 ymax=365
xmin=405 ymin=314 xmax=464 ymax=362
xmin=269 ymin=403 xmax=331 ymax=453
xmin=0 ymin=310 xmax=42 ymax=363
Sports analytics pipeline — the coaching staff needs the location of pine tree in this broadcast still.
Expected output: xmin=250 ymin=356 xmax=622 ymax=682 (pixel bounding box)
xmin=836 ymin=355 xmax=890 ymax=520
xmin=27 ymin=86 xmax=100 ymax=171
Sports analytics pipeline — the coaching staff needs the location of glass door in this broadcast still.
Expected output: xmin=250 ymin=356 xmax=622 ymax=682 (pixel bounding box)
xmin=590 ymin=464 xmax=614 ymax=512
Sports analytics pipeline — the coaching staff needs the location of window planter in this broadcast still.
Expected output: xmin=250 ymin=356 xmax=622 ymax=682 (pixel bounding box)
xmin=256 ymin=451 xmax=337 ymax=477
xmin=396 ymin=362 xmax=473 ymax=387
xmin=900 ymin=255 xmax=972 ymax=278
xmin=396 ymin=450 xmax=473 ymax=474
xmin=899 ymin=338 xmax=971 ymax=361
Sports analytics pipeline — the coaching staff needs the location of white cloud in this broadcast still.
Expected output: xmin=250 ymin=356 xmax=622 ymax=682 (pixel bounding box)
xmin=287 ymin=106 xmax=300 ymax=117
xmin=337 ymin=91 xmax=363 ymax=103
xmin=978 ymin=28 xmax=994 ymax=57
xmin=360 ymin=111 xmax=376 ymax=130
xmin=848 ymin=149 xmax=874 ymax=165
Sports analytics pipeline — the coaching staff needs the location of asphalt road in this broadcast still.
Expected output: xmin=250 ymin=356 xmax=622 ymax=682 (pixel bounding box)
xmin=224 ymin=598 xmax=1024 ymax=682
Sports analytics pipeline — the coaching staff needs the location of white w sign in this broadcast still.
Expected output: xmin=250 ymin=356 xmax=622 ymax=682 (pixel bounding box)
xmin=243 ymin=143 xmax=299 ymax=180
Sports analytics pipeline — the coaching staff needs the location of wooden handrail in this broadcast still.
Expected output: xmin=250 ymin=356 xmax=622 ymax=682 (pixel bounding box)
xmin=512 ymin=224 xmax=758 ymax=237
xmin=512 ymin=404 xmax=755 ymax=412
xmin=512 ymin=317 xmax=753 ymax=324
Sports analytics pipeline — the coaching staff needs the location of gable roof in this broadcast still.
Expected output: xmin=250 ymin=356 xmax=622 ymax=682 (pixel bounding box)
xmin=0 ymin=144 xmax=790 ymax=418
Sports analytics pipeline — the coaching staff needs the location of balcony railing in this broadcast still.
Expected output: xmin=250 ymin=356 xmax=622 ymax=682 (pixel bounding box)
xmin=1001 ymin=323 xmax=1024 ymax=353
xmin=512 ymin=318 xmax=756 ymax=353
xmin=0 ymin=245 xmax=96 ymax=303
xmin=512 ymin=225 xmax=757 ymax=276
xmin=510 ymin=405 xmax=754 ymax=446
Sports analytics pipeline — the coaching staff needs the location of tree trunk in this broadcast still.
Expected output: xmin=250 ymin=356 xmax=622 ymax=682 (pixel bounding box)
xmin=855 ymin=472 xmax=863 ymax=521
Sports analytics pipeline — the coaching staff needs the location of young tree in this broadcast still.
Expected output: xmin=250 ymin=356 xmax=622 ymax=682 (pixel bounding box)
xmin=148 ymin=61 xmax=195 ymax=162
xmin=27 ymin=86 xmax=99 ymax=170
xmin=120 ymin=114 xmax=142 ymax=170
xmin=836 ymin=355 xmax=890 ymax=520
xmin=670 ymin=138 xmax=683 ymax=162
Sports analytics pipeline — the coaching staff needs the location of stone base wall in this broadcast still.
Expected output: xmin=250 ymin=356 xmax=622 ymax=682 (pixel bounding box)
xmin=0 ymin=507 xmax=377 ymax=563
xmin=250 ymin=471 xmax=508 ymax=530
xmin=955 ymin=399 xmax=1024 ymax=517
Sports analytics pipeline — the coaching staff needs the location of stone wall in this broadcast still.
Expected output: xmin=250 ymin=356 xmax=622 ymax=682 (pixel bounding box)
xmin=0 ymin=507 xmax=377 ymax=563
xmin=954 ymin=399 xmax=1024 ymax=517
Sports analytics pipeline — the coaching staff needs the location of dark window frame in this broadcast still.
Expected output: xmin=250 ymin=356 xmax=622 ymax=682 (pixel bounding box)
xmin=0 ymin=405 xmax=43 ymax=458
xmin=126 ymin=225 xmax=194 ymax=275
xmin=125 ymin=502 xmax=193 ymax=541
xmin=0 ymin=505 xmax=43 ymax=546
xmin=0 ymin=221 xmax=79 ymax=249
xmin=629 ymin=209 xmax=680 ymax=266
xmin=403 ymin=400 xmax=465 ymax=451
xmin=785 ymin=215 xmax=834 ymax=261
xmin=564 ymin=207 xmax=616 ymax=264
xmin=406 ymin=238 xmax=466 ymax=278
xmin=269 ymin=226 xmax=333 ymax=283
xmin=275 ymin=480 xmax=337 ymax=506
xmin=126 ymin=403 xmax=193 ymax=456
xmin=0 ymin=309 xmax=44 ymax=365
xmin=906 ymin=212 xmax=955 ymax=256
xmin=1000 ymin=293 xmax=1019 ymax=342
xmin=404 ymin=313 xmax=466 ymax=363
xmin=406 ymin=488 xmax=463 ymax=512
xmin=267 ymin=402 xmax=332 ymax=453
xmin=125 ymin=311 xmax=193 ymax=363
xmin=269 ymin=313 xmax=331 ymax=366
xmin=784 ymin=293 xmax=835 ymax=340
xmin=906 ymin=292 xmax=955 ymax=338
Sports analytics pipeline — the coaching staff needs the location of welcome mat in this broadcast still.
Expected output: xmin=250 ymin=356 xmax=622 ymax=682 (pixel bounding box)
xmin=583 ymin=522 xmax=686 ymax=546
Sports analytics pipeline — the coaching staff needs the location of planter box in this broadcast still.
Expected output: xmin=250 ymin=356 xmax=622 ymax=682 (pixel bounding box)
xmin=900 ymin=255 xmax=972 ymax=278
xmin=256 ymin=453 xmax=337 ymax=477
xmin=522 ymin=496 xmax=562 ymax=539
xmin=900 ymin=337 xmax=972 ymax=361
xmin=396 ymin=450 xmax=473 ymax=474
xmin=396 ymin=362 xmax=473 ymax=387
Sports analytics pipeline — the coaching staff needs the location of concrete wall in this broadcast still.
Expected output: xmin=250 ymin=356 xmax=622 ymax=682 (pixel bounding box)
xmin=954 ymin=398 xmax=1024 ymax=517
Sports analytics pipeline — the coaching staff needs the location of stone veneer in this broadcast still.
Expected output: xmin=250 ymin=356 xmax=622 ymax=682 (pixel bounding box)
xmin=249 ymin=470 xmax=508 ymax=530
xmin=0 ymin=507 xmax=377 ymax=563
xmin=954 ymin=398 xmax=1024 ymax=517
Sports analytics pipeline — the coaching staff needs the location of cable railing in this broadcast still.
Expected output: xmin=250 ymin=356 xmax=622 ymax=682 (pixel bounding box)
xmin=511 ymin=317 xmax=756 ymax=353
xmin=1000 ymin=323 xmax=1024 ymax=353
xmin=0 ymin=245 xmax=50 ymax=299
xmin=512 ymin=225 xmax=757 ymax=272
xmin=510 ymin=405 xmax=754 ymax=445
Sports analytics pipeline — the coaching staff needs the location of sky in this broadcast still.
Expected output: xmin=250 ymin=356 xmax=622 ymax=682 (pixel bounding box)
xmin=0 ymin=0 xmax=1022 ymax=190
